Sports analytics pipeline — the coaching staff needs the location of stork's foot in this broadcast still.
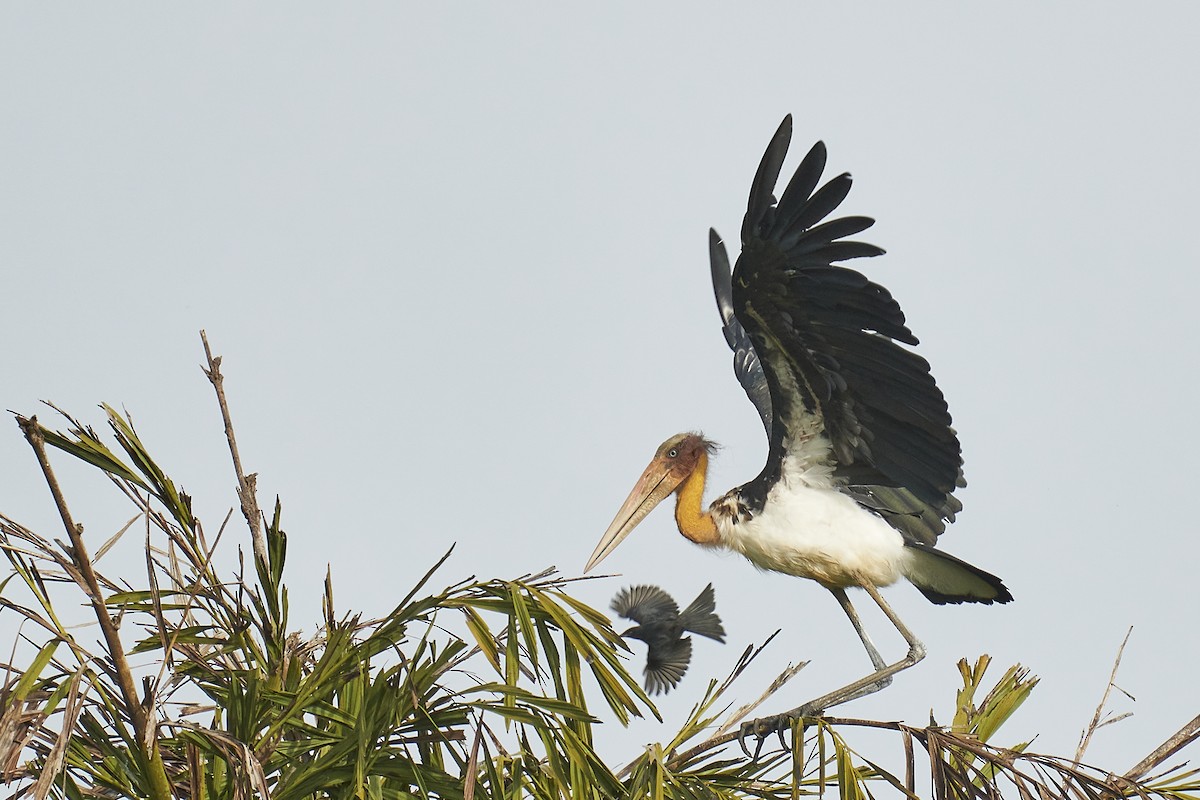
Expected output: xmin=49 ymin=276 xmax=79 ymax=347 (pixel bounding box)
xmin=737 ymin=704 xmax=823 ymax=759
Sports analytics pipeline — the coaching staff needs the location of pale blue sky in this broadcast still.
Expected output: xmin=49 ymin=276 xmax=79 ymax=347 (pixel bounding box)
xmin=3 ymin=3 xmax=1198 ymax=770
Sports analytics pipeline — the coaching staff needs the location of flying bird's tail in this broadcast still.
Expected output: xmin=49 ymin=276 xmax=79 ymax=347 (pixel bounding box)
xmin=901 ymin=543 xmax=1013 ymax=605
xmin=677 ymin=583 xmax=726 ymax=642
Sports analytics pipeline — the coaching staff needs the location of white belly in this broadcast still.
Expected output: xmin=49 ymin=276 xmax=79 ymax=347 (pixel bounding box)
xmin=715 ymin=480 xmax=907 ymax=588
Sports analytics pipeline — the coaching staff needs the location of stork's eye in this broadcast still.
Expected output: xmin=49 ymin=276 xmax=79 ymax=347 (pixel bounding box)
xmin=667 ymin=448 xmax=679 ymax=458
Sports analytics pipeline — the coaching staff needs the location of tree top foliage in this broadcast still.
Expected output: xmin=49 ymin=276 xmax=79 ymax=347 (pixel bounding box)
xmin=1 ymin=334 xmax=1197 ymax=799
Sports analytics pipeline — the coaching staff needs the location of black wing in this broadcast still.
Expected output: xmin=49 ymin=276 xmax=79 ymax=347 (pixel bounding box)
xmin=611 ymin=584 xmax=679 ymax=625
xmin=712 ymin=115 xmax=964 ymax=544
xmin=710 ymin=234 xmax=773 ymax=436
xmin=643 ymin=636 xmax=691 ymax=695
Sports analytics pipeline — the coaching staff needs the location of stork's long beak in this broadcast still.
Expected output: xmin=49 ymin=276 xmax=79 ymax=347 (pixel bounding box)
xmin=584 ymin=454 xmax=685 ymax=572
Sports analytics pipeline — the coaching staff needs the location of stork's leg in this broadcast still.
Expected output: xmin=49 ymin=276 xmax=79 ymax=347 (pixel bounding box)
xmin=828 ymin=586 xmax=891 ymax=702
xmin=789 ymin=583 xmax=927 ymax=713
xmin=831 ymin=586 xmax=886 ymax=672
xmin=739 ymin=583 xmax=926 ymax=754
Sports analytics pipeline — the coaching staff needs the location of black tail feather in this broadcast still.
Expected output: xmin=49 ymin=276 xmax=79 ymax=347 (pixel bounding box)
xmin=903 ymin=543 xmax=1013 ymax=605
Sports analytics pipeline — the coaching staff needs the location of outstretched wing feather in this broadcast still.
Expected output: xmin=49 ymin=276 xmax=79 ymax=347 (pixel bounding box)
xmin=611 ymin=585 xmax=679 ymax=625
xmin=643 ymin=637 xmax=691 ymax=695
xmin=710 ymin=114 xmax=964 ymax=539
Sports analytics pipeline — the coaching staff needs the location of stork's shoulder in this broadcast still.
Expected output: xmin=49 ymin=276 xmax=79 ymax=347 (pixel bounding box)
xmin=710 ymin=487 xmax=752 ymax=529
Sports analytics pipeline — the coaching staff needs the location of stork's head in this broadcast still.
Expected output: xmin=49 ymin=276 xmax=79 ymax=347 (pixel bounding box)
xmin=584 ymin=432 xmax=715 ymax=572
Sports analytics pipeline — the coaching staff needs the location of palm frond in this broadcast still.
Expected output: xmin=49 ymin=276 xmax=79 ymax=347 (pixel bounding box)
xmin=2 ymin=347 xmax=1197 ymax=799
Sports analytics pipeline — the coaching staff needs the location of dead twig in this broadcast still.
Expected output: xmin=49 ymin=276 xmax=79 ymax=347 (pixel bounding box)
xmin=662 ymin=631 xmax=803 ymax=770
xmin=200 ymin=329 xmax=267 ymax=568
xmin=1076 ymin=626 xmax=1134 ymax=762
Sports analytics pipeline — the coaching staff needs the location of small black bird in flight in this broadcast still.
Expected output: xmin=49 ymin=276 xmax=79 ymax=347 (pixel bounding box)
xmin=611 ymin=583 xmax=726 ymax=695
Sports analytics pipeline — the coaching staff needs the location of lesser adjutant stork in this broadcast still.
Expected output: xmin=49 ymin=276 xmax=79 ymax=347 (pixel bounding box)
xmin=585 ymin=116 xmax=1011 ymax=733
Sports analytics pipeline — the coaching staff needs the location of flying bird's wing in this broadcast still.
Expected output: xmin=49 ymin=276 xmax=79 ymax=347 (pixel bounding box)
xmin=712 ymin=116 xmax=964 ymax=544
xmin=642 ymin=636 xmax=692 ymax=695
xmin=611 ymin=584 xmax=679 ymax=625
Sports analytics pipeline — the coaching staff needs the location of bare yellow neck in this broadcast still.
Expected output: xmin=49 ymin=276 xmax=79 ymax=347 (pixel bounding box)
xmin=674 ymin=451 xmax=719 ymax=546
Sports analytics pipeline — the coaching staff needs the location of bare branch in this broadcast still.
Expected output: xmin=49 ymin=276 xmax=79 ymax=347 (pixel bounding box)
xmin=14 ymin=415 xmax=173 ymax=800
xmin=1126 ymin=711 xmax=1200 ymax=783
xmin=15 ymin=418 xmax=144 ymax=727
xmin=1075 ymin=626 xmax=1133 ymax=762
xmin=200 ymin=330 xmax=267 ymax=567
